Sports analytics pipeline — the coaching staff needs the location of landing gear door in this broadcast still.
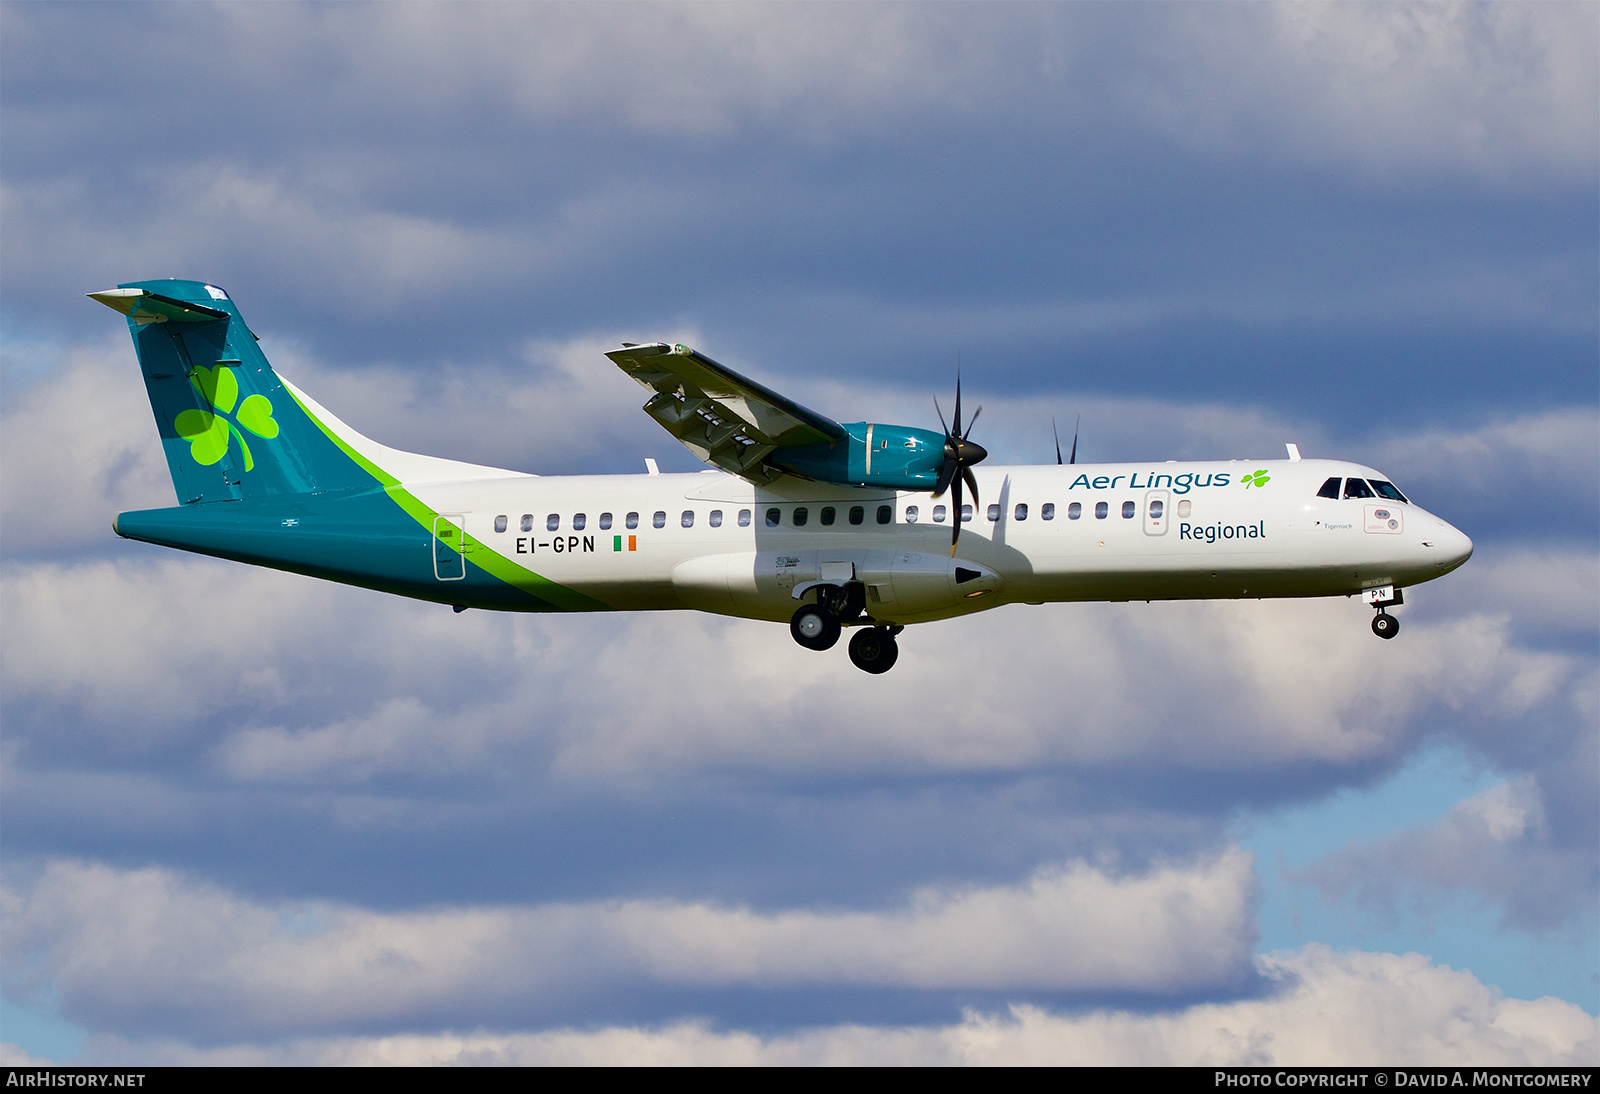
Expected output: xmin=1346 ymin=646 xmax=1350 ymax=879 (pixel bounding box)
xmin=434 ymin=514 xmax=466 ymax=580
xmin=1144 ymin=490 xmax=1170 ymax=536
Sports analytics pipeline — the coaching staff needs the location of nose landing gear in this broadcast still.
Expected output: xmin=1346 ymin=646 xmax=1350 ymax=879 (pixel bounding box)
xmin=1364 ymin=585 xmax=1403 ymax=640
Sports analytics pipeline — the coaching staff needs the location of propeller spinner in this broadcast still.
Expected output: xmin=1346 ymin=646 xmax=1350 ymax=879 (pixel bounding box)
xmin=932 ymin=372 xmax=988 ymax=556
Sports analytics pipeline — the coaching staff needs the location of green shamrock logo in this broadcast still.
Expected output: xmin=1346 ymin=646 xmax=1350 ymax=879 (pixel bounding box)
xmin=1242 ymin=469 xmax=1270 ymax=488
xmin=174 ymin=366 xmax=278 ymax=471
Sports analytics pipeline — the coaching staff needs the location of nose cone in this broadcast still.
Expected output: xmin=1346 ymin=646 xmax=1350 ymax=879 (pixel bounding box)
xmin=1434 ymin=520 xmax=1473 ymax=574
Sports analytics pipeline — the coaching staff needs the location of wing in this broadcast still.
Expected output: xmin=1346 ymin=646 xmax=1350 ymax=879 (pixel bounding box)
xmin=607 ymin=342 xmax=846 ymax=481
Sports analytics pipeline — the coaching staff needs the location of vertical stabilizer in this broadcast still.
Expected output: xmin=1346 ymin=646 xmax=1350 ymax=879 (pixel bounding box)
xmin=92 ymin=280 xmax=377 ymax=504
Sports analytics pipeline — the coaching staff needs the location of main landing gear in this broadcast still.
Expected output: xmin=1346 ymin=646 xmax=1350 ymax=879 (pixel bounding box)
xmin=789 ymin=583 xmax=901 ymax=673
xmin=790 ymin=604 xmax=842 ymax=651
xmin=848 ymin=627 xmax=900 ymax=674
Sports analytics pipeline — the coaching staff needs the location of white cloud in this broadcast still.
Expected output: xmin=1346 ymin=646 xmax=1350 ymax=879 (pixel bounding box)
xmin=0 ymin=556 xmax=523 ymax=747
xmin=1420 ymin=544 xmax=1600 ymax=639
xmin=3 ymin=853 xmax=1255 ymax=1038
xmin=1296 ymin=777 xmax=1598 ymax=931
xmin=266 ymin=331 xmax=685 ymax=477
xmin=1136 ymin=3 xmax=1598 ymax=185
xmin=0 ymin=339 xmax=176 ymax=556
xmin=1372 ymin=407 xmax=1600 ymax=515
xmin=0 ymin=1044 xmax=54 ymax=1067
xmin=3 ymin=545 xmax=1577 ymax=788
xmin=76 ymin=946 xmax=1600 ymax=1066
xmin=218 ymin=3 xmax=1600 ymax=181
xmin=4 ymin=450 xmax=1583 ymax=789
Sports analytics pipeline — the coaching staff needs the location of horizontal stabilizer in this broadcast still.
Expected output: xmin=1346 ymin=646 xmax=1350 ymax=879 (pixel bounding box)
xmin=89 ymin=288 xmax=229 ymax=324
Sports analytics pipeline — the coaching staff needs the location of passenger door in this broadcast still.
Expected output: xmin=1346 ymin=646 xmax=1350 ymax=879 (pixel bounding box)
xmin=434 ymin=514 xmax=466 ymax=580
xmin=1144 ymin=490 xmax=1170 ymax=536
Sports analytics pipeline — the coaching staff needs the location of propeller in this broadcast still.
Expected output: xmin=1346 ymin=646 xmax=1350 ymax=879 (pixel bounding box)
xmin=1052 ymin=414 xmax=1080 ymax=465
xmin=932 ymin=370 xmax=988 ymax=556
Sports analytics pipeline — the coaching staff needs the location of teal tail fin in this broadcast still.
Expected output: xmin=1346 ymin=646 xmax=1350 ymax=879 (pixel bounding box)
xmin=91 ymin=279 xmax=375 ymax=504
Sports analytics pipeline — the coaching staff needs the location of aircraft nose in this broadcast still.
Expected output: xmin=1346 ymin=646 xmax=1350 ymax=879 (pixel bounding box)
xmin=1432 ymin=520 xmax=1473 ymax=573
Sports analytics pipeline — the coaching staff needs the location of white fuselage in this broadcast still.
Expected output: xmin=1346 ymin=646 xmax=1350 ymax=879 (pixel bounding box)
xmin=402 ymin=458 xmax=1473 ymax=625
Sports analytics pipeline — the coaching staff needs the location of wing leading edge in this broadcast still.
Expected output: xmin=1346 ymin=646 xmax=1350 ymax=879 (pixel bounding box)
xmin=607 ymin=342 xmax=847 ymax=482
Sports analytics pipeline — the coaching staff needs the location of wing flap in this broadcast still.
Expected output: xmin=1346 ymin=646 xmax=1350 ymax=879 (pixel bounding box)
xmin=608 ymin=343 xmax=845 ymax=481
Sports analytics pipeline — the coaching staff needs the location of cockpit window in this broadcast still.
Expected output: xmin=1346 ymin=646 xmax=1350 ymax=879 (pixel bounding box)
xmin=1369 ymin=479 xmax=1408 ymax=503
xmin=1343 ymin=478 xmax=1375 ymax=499
xmin=1316 ymin=477 xmax=1341 ymax=499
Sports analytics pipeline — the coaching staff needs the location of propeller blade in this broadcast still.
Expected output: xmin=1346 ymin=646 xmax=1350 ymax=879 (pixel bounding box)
xmin=933 ymin=395 xmax=950 ymax=439
xmin=933 ymin=456 xmax=958 ymax=498
xmin=950 ymin=469 xmax=963 ymax=554
xmin=953 ymin=369 xmax=963 ymax=438
xmin=1053 ymin=417 xmax=1063 ymax=465
xmin=962 ymin=465 xmax=980 ymax=514
xmin=1069 ymin=414 xmax=1079 ymax=465
xmin=963 ymin=404 xmax=982 ymax=438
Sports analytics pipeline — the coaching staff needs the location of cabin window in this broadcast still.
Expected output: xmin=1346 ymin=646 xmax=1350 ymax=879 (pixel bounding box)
xmin=793 ymin=507 xmax=809 ymax=527
xmin=877 ymin=505 xmax=893 ymax=525
xmin=625 ymin=512 xmax=639 ymax=529
xmin=1068 ymin=502 xmax=1082 ymax=520
xmin=1095 ymin=502 xmax=1108 ymax=519
xmin=573 ymin=513 xmax=586 ymax=531
xmin=547 ymin=513 xmax=560 ymax=531
xmin=1149 ymin=499 xmax=1164 ymax=519
xmin=1041 ymin=503 xmax=1055 ymax=520
xmin=933 ymin=505 xmax=947 ymax=523
xmin=849 ymin=506 xmax=865 ymax=525
xmin=904 ymin=505 xmax=919 ymax=523
xmin=1177 ymin=500 xmax=1192 ymax=518
xmin=987 ymin=503 xmax=1001 ymax=521
xmin=599 ymin=513 xmax=613 ymax=530
xmin=1316 ymin=477 xmax=1341 ymax=499
xmin=1344 ymin=478 xmax=1375 ymax=499
xmin=1370 ymin=479 xmax=1409 ymax=503
xmin=1122 ymin=500 xmax=1136 ymax=519
xmin=816 ymin=506 xmax=834 ymax=526
xmin=653 ymin=511 xmax=667 ymax=528
xmin=681 ymin=510 xmax=694 ymax=528
xmin=960 ymin=504 xmax=973 ymax=523
xmin=1014 ymin=503 xmax=1028 ymax=521
xmin=521 ymin=514 xmax=534 ymax=532
xmin=738 ymin=509 xmax=752 ymax=527
xmin=494 ymin=515 xmax=508 ymax=533
xmin=709 ymin=510 xmax=723 ymax=528
xmin=767 ymin=508 xmax=781 ymax=527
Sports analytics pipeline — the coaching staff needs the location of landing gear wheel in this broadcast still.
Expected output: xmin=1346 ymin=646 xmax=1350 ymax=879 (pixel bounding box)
xmin=791 ymin=604 xmax=841 ymax=651
xmin=848 ymin=628 xmax=899 ymax=674
xmin=1371 ymin=612 xmax=1400 ymax=640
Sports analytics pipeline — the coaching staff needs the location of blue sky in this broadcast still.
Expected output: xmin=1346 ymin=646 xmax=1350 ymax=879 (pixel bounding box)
xmin=1 ymin=2 xmax=1595 ymax=1065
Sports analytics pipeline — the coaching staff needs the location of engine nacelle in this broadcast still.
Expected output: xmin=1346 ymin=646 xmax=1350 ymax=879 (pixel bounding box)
xmin=770 ymin=422 xmax=946 ymax=490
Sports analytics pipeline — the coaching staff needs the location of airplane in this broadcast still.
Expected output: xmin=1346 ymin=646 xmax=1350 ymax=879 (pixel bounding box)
xmin=92 ymin=279 xmax=1473 ymax=674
